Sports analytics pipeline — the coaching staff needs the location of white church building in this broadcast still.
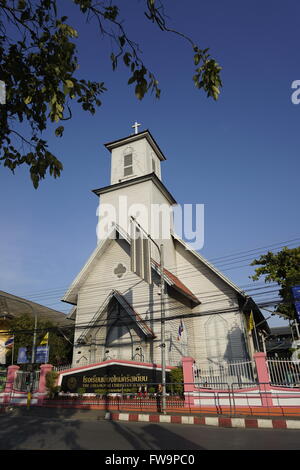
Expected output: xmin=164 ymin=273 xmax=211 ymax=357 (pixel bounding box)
xmin=62 ymin=126 xmax=266 ymax=369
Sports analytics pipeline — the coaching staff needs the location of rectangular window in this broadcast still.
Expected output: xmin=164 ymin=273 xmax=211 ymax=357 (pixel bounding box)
xmin=124 ymin=154 xmax=133 ymax=176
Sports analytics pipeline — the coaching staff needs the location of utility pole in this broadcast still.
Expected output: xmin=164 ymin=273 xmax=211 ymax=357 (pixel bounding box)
xmin=160 ymin=244 xmax=166 ymax=415
xmin=130 ymin=216 xmax=167 ymax=414
xmin=31 ymin=311 xmax=38 ymax=365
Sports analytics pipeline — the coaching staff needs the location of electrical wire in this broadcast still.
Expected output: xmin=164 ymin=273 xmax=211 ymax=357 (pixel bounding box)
xmin=12 ymin=236 xmax=299 ymax=303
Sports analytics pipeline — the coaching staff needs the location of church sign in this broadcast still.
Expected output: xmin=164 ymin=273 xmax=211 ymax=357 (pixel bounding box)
xmin=60 ymin=362 xmax=171 ymax=394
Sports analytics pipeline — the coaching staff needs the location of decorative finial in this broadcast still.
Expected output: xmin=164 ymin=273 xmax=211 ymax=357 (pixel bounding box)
xmin=132 ymin=121 xmax=141 ymax=134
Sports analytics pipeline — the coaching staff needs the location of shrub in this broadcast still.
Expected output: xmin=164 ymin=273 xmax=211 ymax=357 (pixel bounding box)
xmin=168 ymin=367 xmax=184 ymax=396
xmin=77 ymin=387 xmax=86 ymax=396
xmin=45 ymin=371 xmax=60 ymax=399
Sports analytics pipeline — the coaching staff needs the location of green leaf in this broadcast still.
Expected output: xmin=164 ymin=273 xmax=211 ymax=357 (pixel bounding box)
xmin=18 ymin=0 xmax=26 ymax=10
xmin=128 ymin=76 xmax=136 ymax=85
xmin=135 ymin=84 xmax=145 ymax=100
xmin=194 ymin=54 xmax=201 ymax=66
xmin=55 ymin=126 xmax=64 ymax=137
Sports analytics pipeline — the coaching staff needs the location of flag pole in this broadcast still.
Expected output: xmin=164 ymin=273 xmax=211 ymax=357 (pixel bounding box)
xmin=31 ymin=311 xmax=37 ymax=365
xmin=45 ymin=333 xmax=49 ymax=364
xmin=11 ymin=335 xmax=14 ymax=365
xmin=252 ymin=315 xmax=259 ymax=352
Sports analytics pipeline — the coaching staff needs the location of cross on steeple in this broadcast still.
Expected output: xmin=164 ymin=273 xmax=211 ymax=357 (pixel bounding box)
xmin=132 ymin=121 xmax=141 ymax=134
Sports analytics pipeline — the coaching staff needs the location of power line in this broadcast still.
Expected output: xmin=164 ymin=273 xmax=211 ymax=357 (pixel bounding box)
xmin=2 ymin=292 xmax=286 ymax=337
xmin=12 ymin=236 xmax=299 ymax=302
xmin=8 ymin=277 xmax=280 ymax=319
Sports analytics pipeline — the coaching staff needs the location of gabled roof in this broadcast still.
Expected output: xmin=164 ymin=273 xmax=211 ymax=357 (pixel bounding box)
xmin=62 ymin=225 xmax=116 ymax=305
xmin=66 ymin=306 xmax=77 ymax=321
xmin=269 ymin=326 xmax=291 ymax=336
xmin=0 ymin=290 xmax=69 ymax=326
xmin=77 ymin=289 xmax=155 ymax=344
xmin=171 ymin=232 xmax=268 ymax=328
xmin=151 ymin=260 xmax=200 ymax=306
xmin=171 ymin=232 xmax=245 ymax=296
xmin=62 ymin=224 xmax=200 ymax=307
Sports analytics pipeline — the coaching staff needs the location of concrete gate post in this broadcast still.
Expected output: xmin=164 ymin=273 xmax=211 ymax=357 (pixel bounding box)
xmin=253 ymin=352 xmax=273 ymax=407
xmin=182 ymin=357 xmax=195 ymax=408
xmin=38 ymin=364 xmax=53 ymax=405
xmin=3 ymin=365 xmax=19 ymax=405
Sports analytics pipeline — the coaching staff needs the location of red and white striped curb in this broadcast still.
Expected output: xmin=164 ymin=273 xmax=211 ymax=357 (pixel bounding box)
xmin=105 ymin=412 xmax=300 ymax=430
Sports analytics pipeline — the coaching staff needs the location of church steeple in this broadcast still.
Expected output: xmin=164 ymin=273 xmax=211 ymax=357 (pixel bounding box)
xmin=104 ymin=126 xmax=166 ymax=185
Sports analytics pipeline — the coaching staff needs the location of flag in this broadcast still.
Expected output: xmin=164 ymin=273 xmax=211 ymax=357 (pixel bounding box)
xmin=35 ymin=345 xmax=49 ymax=363
xmin=294 ymin=301 xmax=300 ymax=323
xmin=17 ymin=347 xmax=29 ymax=364
xmin=4 ymin=336 xmax=14 ymax=349
xmin=248 ymin=311 xmax=254 ymax=332
xmin=291 ymin=285 xmax=300 ymax=301
xmin=177 ymin=320 xmax=184 ymax=341
xmin=40 ymin=332 xmax=49 ymax=345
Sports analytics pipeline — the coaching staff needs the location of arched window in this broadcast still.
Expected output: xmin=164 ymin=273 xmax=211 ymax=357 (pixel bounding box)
xmin=204 ymin=315 xmax=232 ymax=363
xmin=106 ymin=321 xmax=133 ymax=360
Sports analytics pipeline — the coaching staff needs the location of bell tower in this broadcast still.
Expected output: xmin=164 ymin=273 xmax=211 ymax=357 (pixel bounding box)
xmin=105 ymin=124 xmax=166 ymax=185
xmin=94 ymin=124 xmax=177 ymax=267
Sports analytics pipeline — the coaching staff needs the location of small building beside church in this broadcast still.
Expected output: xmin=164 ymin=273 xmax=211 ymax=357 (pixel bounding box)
xmin=0 ymin=290 xmax=69 ymax=365
xmin=62 ymin=127 xmax=267 ymax=370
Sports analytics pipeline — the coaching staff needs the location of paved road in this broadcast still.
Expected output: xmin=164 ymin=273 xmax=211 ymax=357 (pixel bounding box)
xmin=0 ymin=408 xmax=300 ymax=451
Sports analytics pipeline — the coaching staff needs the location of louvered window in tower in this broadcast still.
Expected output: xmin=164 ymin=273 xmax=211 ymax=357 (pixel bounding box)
xmin=124 ymin=154 xmax=133 ymax=177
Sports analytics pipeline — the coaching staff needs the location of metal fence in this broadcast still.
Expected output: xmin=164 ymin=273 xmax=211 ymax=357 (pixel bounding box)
xmin=46 ymin=394 xmax=185 ymax=413
xmin=267 ymin=358 xmax=300 ymax=387
xmin=45 ymin=381 xmax=185 ymax=412
xmin=53 ymin=364 xmax=72 ymax=372
xmin=193 ymin=360 xmax=256 ymax=389
xmin=13 ymin=370 xmax=40 ymax=392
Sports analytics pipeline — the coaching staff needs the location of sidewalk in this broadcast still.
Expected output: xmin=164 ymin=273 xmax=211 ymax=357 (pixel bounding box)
xmin=2 ymin=405 xmax=300 ymax=430
xmin=105 ymin=410 xmax=300 ymax=430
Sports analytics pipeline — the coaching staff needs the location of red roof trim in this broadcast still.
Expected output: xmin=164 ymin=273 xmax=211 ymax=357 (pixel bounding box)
xmin=151 ymin=260 xmax=200 ymax=305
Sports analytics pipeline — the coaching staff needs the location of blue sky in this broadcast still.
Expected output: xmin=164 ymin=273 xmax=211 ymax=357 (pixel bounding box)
xmin=0 ymin=0 xmax=299 ymax=327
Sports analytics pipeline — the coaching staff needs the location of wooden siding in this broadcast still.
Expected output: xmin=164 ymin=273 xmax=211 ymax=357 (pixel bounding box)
xmin=72 ymin=236 xmax=199 ymax=367
xmin=173 ymin=240 xmax=248 ymax=363
xmin=70 ymin=218 xmax=248 ymax=367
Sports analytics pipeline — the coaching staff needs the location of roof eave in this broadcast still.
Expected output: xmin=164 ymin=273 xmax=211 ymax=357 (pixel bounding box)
xmin=171 ymin=232 xmax=245 ymax=296
xmin=62 ymin=232 xmax=115 ymax=304
xmin=104 ymin=129 xmax=167 ymax=161
xmin=92 ymin=173 xmax=177 ymax=205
